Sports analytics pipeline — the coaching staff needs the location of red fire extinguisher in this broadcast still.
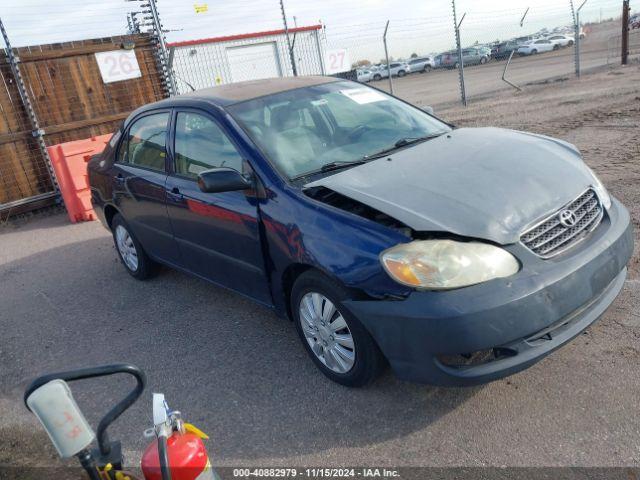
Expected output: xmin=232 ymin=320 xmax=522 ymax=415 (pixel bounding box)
xmin=141 ymin=393 xmax=218 ymax=480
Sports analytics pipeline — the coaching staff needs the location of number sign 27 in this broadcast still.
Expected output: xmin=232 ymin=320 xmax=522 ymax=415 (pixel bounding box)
xmin=95 ymin=50 xmax=142 ymax=84
xmin=325 ymin=49 xmax=351 ymax=75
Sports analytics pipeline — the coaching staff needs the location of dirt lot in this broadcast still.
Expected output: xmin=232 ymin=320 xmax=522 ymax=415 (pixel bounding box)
xmin=374 ymin=19 xmax=640 ymax=108
xmin=1 ymin=65 xmax=640 ymax=473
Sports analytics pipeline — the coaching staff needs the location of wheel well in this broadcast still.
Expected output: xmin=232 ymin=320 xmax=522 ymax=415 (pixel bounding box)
xmin=104 ymin=204 xmax=119 ymax=230
xmin=281 ymin=263 xmax=314 ymax=321
xmin=280 ymin=264 xmax=372 ymax=321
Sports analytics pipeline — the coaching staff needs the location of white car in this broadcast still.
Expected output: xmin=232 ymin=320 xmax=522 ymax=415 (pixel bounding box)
xmin=371 ymin=62 xmax=411 ymax=81
xmin=356 ymin=69 xmax=373 ymax=83
xmin=546 ymin=34 xmax=574 ymax=47
xmin=518 ymin=39 xmax=556 ymax=55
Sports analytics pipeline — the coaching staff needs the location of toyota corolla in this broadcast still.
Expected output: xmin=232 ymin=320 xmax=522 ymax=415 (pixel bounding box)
xmin=88 ymin=76 xmax=633 ymax=387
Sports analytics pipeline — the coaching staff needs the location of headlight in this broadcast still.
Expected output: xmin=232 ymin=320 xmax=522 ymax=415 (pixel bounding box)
xmin=585 ymin=166 xmax=612 ymax=209
xmin=380 ymin=240 xmax=519 ymax=290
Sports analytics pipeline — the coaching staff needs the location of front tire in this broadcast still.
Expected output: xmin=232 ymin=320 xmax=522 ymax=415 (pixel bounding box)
xmin=397 ymin=70 xmax=406 ymax=77
xmin=373 ymin=74 xmax=381 ymax=81
xmin=424 ymin=65 xmax=431 ymax=73
xmin=112 ymin=214 xmax=156 ymax=280
xmin=291 ymin=271 xmax=385 ymax=387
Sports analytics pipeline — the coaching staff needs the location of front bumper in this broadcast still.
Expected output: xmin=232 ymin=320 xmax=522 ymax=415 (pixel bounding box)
xmin=343 ymin=198 xmax=634 ymax=386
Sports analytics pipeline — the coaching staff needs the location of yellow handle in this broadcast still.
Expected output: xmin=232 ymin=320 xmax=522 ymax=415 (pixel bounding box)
xmin=184 ymin=423 xmax=209 ymax=439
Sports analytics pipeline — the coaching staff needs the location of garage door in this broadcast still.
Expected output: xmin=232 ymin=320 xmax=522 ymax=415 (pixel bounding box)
xmin=226 ymin=42 xmax=282 ymax=83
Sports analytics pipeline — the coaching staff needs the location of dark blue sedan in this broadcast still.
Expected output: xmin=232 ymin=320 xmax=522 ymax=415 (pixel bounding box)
xmin=89 ymin=76 xmax=633 ymax=387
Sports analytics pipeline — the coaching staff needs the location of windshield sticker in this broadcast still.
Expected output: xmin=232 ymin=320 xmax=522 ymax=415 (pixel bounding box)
xmin=340 ymin=88 xmax=387 ymax=104
xmin=311 ymin=99 xmax=328 ymax=106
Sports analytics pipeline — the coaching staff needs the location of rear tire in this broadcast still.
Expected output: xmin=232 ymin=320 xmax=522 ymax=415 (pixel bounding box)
xmin=112 ymin=214 xmax=156 ymax=280
xmin=424 ymin=65 xmax=431 ymax=73
xmin=398 ymin=70 xmax=406 ymax=77
xmin=291 ymin=271 xmax=385 ymax=387
xmin=373 ymin=74 xmax=381 ymax=81
xmin=480 ymin=56 xmax=487 ymax=64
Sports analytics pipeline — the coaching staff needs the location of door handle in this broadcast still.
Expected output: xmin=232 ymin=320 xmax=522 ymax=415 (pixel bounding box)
xmin=167 ymin=187 xmax=184 ymax=202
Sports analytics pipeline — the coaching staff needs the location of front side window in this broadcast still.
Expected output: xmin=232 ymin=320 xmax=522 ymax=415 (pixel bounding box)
xmin=123 ymin=112 xmax=169 ymax=171
xmin=228 ymin=81 xmax=451 ymax=180
xmin=174 ymin=112 xmax=243 ymax=178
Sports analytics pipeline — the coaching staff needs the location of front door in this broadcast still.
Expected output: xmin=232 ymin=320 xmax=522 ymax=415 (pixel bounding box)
xmin=164 ymin=109 xmax=271 ymax=304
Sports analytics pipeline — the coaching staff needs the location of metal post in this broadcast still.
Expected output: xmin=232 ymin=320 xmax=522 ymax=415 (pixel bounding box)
xmin=452 ymin=0 xmax=467 ymax=106
xmin=571 ymin=0 xmax=587 ymax=77
xmin=146 ymin=0 xmax=177 ymax=95
xmin=0 ymin=17 xmax=59 ymax=194
xmin=502 ymin=7 xmax=529 ymax=92
xmin=280 ymin=0 xmax=297 ymax=76
xmin=383 ymin=21 xmax=393 ymax=94
xmin=622 ymin=0 xmax=630 ymax=65
xmin=314 ymin=28 xmax=325 ymax=75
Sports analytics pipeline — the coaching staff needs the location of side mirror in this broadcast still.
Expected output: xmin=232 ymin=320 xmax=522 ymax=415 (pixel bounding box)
xmin=423 ymin=106 xmax=435 ymax=115
xmin=197 ymin=167 xmax=252 ymax=193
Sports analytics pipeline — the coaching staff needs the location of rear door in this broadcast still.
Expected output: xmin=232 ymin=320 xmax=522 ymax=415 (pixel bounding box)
xmin=164 ymin=108 xmax=272 ymax=304
xmin=113 ymin=110 xmax=179 ymax=264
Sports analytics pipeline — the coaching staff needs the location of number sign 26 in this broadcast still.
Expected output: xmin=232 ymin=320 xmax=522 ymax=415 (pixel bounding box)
xmin=95 ymin=50 xmax=142 ymax=84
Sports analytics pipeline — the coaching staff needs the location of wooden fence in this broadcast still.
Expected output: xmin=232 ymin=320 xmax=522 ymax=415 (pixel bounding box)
xmin=0 ymin=33 xmax=167 ymax=213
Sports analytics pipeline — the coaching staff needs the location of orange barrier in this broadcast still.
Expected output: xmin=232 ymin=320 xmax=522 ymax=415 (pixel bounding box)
xmin=47 ymin=134 xmax=112 ymax=223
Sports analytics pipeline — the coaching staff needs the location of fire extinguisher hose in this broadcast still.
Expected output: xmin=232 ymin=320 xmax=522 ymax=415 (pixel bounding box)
xmin=158 ymin=435 xmax=173 ymax=480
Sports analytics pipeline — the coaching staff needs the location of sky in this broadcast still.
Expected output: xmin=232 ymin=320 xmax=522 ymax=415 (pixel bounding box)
xmin=0 ymin=0 xmax=629 ymax=61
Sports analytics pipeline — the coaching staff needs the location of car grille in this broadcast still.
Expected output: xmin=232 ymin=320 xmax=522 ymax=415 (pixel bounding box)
xmin=521 ymin=188 xmax=603 ymax=258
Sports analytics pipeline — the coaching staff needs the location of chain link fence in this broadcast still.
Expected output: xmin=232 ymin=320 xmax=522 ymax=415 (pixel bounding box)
xmin=0 ymin=0 xmax=636 ymax=215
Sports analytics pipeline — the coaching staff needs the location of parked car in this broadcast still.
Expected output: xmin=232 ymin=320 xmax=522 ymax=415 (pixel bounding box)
xmin=515 ymin=35 xmax=536 ymax=45
xmin=629 ymin=14 xmax=640 ymax=29
xmin=371 ymin=62 xmax=411 ymax=80
xmin=89 ymin=76 xmax=632 ymax=387
xmin=477 ymin=46 xmax=492 ymax=59
xmin=440 ymin=48 xmax=489 ymax=68
xmin=408 ymin=56 xmax=435 ymax=73
xmin=461 ymin=47 xmax=490 ymax=65
xmin=492 ymin=41 xmax=520 ymax=60
xmin=546 ymin=34 xmax=575 ymax=47
xmin=518 ymin=39 xmax=556 ymax=55
xmin=438 ymin=51 xmax=457 ymax=68
xmin=356 ymin=69 xmax=373 ymax=83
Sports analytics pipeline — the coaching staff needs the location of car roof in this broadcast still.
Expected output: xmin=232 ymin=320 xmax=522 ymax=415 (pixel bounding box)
xmin=184 ymin=75 xmax=341 ymax=104
xmin=141 ymin=75 xmax=342 ymax=111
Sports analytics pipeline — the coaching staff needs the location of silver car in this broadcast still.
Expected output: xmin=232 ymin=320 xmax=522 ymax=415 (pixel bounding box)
xmin=408 ymin=56 xmax=435 ymax=73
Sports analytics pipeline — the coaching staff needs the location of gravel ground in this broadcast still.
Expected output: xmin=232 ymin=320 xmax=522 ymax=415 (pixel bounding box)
xmin=1 ymin=65 xmax=639 ymax=473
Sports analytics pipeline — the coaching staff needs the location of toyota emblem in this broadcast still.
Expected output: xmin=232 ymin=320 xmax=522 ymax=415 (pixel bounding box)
xmin=558 ymin=209 xmax=577 ymax=227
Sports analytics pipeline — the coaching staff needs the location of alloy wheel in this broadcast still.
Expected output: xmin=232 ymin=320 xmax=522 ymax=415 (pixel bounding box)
xmin=299 ymin=292 xmax=355 ymax=374
xmin=115 ymin=224 xmax=139 ymax=272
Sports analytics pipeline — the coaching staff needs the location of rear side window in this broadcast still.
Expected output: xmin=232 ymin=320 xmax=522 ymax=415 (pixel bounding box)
xmin=121 ymin=112 xmax=169 ymax=171
xmin=174 ymin=112 xmax=244 ymax=178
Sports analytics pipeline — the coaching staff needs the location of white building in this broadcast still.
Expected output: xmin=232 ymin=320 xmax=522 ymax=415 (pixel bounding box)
xmin=168 ymin=25 xmax=326 ymax=94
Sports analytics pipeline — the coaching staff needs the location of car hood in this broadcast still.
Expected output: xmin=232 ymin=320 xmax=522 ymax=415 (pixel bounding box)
xmin=304 ymin=127 xmax=595 ymax=245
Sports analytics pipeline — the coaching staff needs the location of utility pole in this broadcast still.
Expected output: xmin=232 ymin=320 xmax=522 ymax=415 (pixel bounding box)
xmin=146 ymin=0 xmax=178 ymax=95
xmin=622 ymin=0 xmax=630 ymax=65
xmin=280 ymin=0 xmax=297 ymax=76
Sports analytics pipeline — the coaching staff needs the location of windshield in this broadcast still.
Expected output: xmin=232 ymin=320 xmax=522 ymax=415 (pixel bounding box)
xmin=228 ymin=81 xmax=451 ymax=180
